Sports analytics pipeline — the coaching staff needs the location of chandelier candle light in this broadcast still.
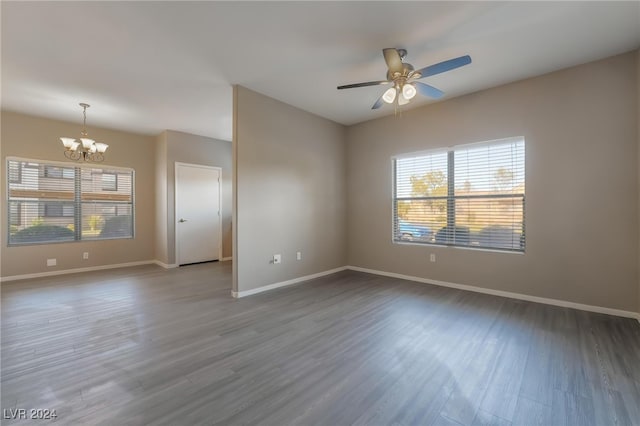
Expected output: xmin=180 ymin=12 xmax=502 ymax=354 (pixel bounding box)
xmin=60 ymin=103 xmax=108 ymax=162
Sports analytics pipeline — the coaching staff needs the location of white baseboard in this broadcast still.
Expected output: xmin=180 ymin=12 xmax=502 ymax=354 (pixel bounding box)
xmin=232 ymin=266 xmax=348 ymax=298
xmin=154 ymin=260 xmax=178 ymax=269
xmin=220 ymin=257 xmax=233 ymax=262
xmin=0 ymin=260 xmax=157 ymax=283
xmin=347 ymin=266 xmax=640 ymax=321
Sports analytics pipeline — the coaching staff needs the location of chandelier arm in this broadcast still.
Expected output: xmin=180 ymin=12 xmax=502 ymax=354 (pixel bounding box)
xmin=86 ymin=152 xmax=98 ymax=162
xmin=64 ymin=150 xmax=81 ymax=161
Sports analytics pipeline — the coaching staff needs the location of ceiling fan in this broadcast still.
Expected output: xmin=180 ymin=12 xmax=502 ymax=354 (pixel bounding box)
xmin=337 ymin=48 xmax=471 ymax=109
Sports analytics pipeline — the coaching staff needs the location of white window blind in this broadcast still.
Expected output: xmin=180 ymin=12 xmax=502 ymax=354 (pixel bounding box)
xmin=393 ymin=138 xmax=525 ymax=252
xmin=7 ymin=159 xmax=134 ymax=245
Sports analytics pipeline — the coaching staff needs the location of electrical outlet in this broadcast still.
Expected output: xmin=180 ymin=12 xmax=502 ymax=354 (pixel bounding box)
xmin=273 ymin=254 xmax=281 ymax=264
xmin=47 ymin=258 xmax=57 ymax=267
xmin=296 ymin=251 xmax=302 ymax=260
xmin=83 ymin=252 xmax=89 ymax=260
xmin=430 ymin=254 xmax=436 ymax=262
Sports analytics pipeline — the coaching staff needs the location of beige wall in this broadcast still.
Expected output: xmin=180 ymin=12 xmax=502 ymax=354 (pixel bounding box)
xmin=154 ymin=131 xmax=169 ymax=264
xmin=234 ymin=86 xmax=347 ymax=293
xmin=232 ymin=87 xmax=239 ymax=291
xmin=161 ymin=130 xmax=232 ymax=264
xmin=637 ymin=49 xmax=640 ymax=314
xmin=0 ymin=111 xmax=156 ymax=277
xmin=347 ymin=51 xmax=639 ymax=312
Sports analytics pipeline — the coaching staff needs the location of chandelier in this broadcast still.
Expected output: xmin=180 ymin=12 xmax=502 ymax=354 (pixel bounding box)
xmin=60 ymin=103 xmax=108 ymax=162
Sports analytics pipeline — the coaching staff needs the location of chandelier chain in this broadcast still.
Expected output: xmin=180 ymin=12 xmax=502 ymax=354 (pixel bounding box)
xmin=80 ymin=103 xmax=89 ymax=137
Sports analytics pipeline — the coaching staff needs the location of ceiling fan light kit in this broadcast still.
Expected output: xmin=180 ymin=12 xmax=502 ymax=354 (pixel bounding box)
xmin=402 ymin=83 xmax=417 ymax=100
xmin=382 ymin=87 xmax=397 ymax=104
xmin=337 ymin=48 xmax=471 ymax=110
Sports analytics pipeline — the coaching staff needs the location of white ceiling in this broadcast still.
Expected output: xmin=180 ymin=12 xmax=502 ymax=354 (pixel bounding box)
xmin=2 ymin=2 xmax=639 ymax=142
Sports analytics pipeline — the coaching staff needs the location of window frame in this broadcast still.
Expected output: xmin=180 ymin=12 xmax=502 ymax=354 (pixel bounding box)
xmin=6 ymin=157 xmax=135 ymax=246
xmin=392 ymin=137 xmax=525 ymax=253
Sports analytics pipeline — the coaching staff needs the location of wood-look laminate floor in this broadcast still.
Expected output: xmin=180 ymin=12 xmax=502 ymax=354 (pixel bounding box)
xmin=1 ymin=262 xmax=639 ymax=426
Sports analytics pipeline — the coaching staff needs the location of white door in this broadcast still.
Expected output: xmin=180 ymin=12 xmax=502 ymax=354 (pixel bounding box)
xmin=175 ymin=163 xmax=221 ymax=265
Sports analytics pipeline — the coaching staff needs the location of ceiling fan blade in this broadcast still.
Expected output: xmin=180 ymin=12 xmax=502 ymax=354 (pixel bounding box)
xmin=337 ymin=80 xmax=390 ymax=90
xmin=383 ymin=48 xmax=403 ymax=74
xmin=371 ymin=94 xmax=385 ymax=110
xmin=415 ymin=82 xmax=444 ymax=99
xmin=415 ymin=55 xmax=471 ymax=78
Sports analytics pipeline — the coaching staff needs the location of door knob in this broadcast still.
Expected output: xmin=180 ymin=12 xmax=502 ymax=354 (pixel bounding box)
xmin=178 ymin=218 xmax=188 ymax=223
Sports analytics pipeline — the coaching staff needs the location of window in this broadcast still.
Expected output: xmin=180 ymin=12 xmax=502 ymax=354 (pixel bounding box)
xmin=8 ymin=162 xmax=21 ymax=183
xmin=6 ymin=158 xmax=134 ymax=245
xmin=393 ymin=137 xmax=525 ymax=252
xmin=43 ymin=166 xmax=74 ymax=179
xmin=43 ymin=202 xmax=75 ymax=217
xmin=9 ymin=202 xmax=21 ymax=227
xmin=101 ymin=172 xmax=117 ymax=191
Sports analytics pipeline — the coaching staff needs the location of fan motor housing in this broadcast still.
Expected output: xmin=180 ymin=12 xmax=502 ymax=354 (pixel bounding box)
xmin=387 ymin=62 xmax=415 ymax=81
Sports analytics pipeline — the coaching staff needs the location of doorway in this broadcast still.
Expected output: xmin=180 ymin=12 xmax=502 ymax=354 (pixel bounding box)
xmin=175 ymin=162 xmax=221 ymax=266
